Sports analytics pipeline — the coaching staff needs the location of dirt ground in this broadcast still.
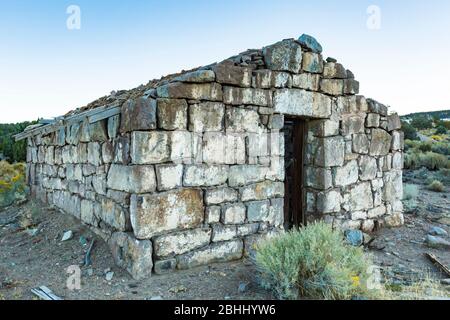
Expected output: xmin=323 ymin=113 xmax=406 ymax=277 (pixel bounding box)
xmin=0 ymin=170 xmax=449 ymax=300
xmin=0 ymin=202 xmax=272 ymax=300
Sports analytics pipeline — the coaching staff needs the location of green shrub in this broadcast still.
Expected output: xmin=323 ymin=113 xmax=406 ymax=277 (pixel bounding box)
xmin=403 ymin=184 xmax=419 ymax=200
xmin=403 ymin=184 xmax=419 ymax=213
xmin=411 ymin=116 xmax=433 ymax=130
xmin=404 ymin=139 xmax=421 ymax=152
xmin=0 ymin=161 xmax=27 ymax=207
xmin=435 ymin=126 xmax=448 ymax=135
xmin=404 ymin=152 xmax=449 ymax=170
xmin=402 ymin=122 xmax=419 ymax=141
xmin=418 ymin=142 xmax=432 ymax=153
xmin=427 ymin=180 xmax=445 ymax=192
xmin=255 ymin=222 xmax=372 ymax=300
xmin=431 ymin=142 xmax=450 ymax=156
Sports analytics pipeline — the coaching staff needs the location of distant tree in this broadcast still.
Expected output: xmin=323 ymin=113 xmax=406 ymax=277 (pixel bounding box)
xmin=0 ymin=121 xmax=38 ymax=163
xmin=402 ymin=121 xmax=419 ymax=140
xmin=436 ymin=125 xmax=448 ymax=135
xmin=442 ymin=121 xmax=450 ymax=130
xmin=411 ymin=116 xmax=433 ymax=130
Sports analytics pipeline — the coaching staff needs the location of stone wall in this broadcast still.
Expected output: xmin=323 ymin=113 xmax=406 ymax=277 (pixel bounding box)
xmin=25 ymin=34 xmax=404 ymax=280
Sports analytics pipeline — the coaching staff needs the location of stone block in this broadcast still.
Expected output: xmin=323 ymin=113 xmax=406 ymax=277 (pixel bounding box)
xmin=387 ymin=114 xmax=401 ymax=131
xmin=102 ymin=141 xmax=114 ymax=164
xmin=317 ymin=190 xmax=341 ymax=213
xmin=109 ymin=232 xmax=153 ymax=280
xmin=348 ymin=182 xmax=374 ymax=211
xmin=156 ymin=99 xmax=188 ymax=130
xmin=131 ymin=131 xmax=170 ymax=164
xmin=291 ymin=73 xmax=320 ymax=91
xmin=240 ymin=181 xmax=284 ymax=202
xmin=213 ymin=62 xmax=252 ymax=87
xmin=306 ymin=166 xmax=333 ymax=190
xmin=107 ymin=115 xmax=120 ymax=139
xmin=87 ymin=142 xmax=102 ymax=166
xmin=66 ymin=124 xmax=80 ymax=145
xmin=107 ymin=164 xmax=156 ymax=193
xmin=323 ymin=62 xmax=347 ymax=79
xmin=172 ymin=69 xmax=215 ymax=83
xmin=157 ymin=82 xmax=222 ymax=101
xmin=155 ymin=164 xmax=183 ymax=191
xmin=359 ymin=156 xmax=378 ymax=181
xmin=314 ymin=136 xmax=345 ymax=167
xmin=153 ymin=228 xmax=212 ymax=258
xmin=225 ymin=107 xmax=262 ymax=133
xmin=366 ymin=113 xmax=380 ymax=128
xmin=228 ymin=165 xmax=268 ymax=187
xmin=206 ymin=206 xmax=221 ymax=224
xmin=212 ymin=225 xmax=237 ymax=242
xmin=177 ymin=240 xmax=243 ymax=270
xmin=262 ymin=40 xmax=302 ymax=73
xmin=183 ymin=165 xmax=228 ymax=187
xmin=130 ymin=189 xmax=204 ymax=239
xmin=154 ymin=259 xmax=177 ymax=275
xmin=120 ymin=97 xmax=157 ymax=133
xmin=223 ymin=87 xmax=272 ymax=106
xmin=309 ymin=119 xmax=340 ymax=137
xmin=297 ymin=34 xmax=323 ymax=53
xmin=341 ymin=114 xmax=365 ymax=135
xmin=302 ymin=52 xmax=323 ymax=73
xmin=170 ymin=131 xmax=193 ymax=163
xmin=344 ymin=79 xmax=360 ymax=95
xmin=88 ymin=120 xmax=108 ymax=141
xmin=113 ymin=135 xmax=131 ymax=165
xmin=391 ymin=131 xmax=404 ymax=151
xmin=221 ymin=203 xmax=246 ymax=224
xmin=383 ymin=170 xmax=403 ymax=203
xmin=189 ymin=102 xmax=224 ymax=132
xmin=205 ymin=187 xmax=238 ymax=205
xmin=333 ymin=160 xmax=359 ymax=187
xmin=352 ymin=134 xmax=369 ymax=154
xmin=273 ymin=89 xmax=331 ymax=118
xmin=367 ymin=99 xmax=388 ymax=116
xmin=81 ymin=199 xmax=97 ymax=226
xmin=202 ymin=132 xmax=245 ymax=164
xmin=368 ymin=206 xmax=386 ymax=219
xmin=370 ymin=129 xmax=392 ymax=156
xmin=100 ymin=198 xmax=130 ymax=231
xmin=320 ymin=79 xmax=344 ymax=96
xmin=246 ymin=200 xmax=270 ymax=222
xmin=236 ymin=223 xmax=259 ymax=237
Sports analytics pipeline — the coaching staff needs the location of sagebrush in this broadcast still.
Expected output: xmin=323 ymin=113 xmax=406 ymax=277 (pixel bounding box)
xmin=0 ymin=161 xmax=27 ymax=207
xmin=255 ymin=222 xmax=373 ymax=300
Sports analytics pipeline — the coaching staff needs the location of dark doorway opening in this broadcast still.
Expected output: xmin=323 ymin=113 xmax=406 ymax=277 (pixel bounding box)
xmin=282 ymin=118 xmax=307 ymax=230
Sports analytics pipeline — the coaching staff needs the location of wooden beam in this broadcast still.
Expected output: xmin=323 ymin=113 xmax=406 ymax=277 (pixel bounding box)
xmin=14 ymin=103 xmax=122 ymax=141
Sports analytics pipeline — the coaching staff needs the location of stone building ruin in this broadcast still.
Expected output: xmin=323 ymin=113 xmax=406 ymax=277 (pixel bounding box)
xmin=16 ymin=34 xmax=404 ymax=280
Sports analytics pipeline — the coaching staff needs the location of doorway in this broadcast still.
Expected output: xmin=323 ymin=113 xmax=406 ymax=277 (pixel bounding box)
xmin=282 ymin=118 xmax=307 ymax=230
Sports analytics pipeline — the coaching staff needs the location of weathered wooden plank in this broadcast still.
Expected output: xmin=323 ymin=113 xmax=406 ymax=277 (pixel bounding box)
xmin=31 ymin=286 xmax=63 ymax=300
xmin=426 ymin=253 xmax=450 ymax=277
xmin=88 ymin=106 xmax=121 ymax=124
xmin=14 ymin=104 xmax=121 ymax=141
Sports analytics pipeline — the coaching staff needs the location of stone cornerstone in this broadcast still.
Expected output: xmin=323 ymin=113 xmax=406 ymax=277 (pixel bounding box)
xmin=23 ymin=34 xmax=404 ymax=279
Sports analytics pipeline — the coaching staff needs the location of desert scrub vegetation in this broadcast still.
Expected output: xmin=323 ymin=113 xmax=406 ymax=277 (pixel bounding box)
xmin=402 ymin=184 xmax=419 ymax=213
xmin=427 ymin=180 xmax=445 ymax=192
xmin=255 ymin=222 xmax=375 ymax=300
xmin=0 ymin=161 xmax=27 ymax=207
xmin=404 ymin=151 xmax=449 ymax=171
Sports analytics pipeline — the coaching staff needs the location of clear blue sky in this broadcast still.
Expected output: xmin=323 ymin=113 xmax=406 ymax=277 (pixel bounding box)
xmin=1 ymin=0 xmax=449 ymax=123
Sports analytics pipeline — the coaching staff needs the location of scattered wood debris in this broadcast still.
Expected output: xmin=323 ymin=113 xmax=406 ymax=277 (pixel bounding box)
xmin=425 ymin=253 xmax=450 ymax=277
xmin=31 ymin=286 xmax=62 ymax=301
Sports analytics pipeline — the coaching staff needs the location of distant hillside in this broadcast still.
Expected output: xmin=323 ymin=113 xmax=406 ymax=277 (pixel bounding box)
xmin=401 ymin=110 xmax=450 ymax=120
xmin=0 ymin=121 xmax=38 ymax=163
